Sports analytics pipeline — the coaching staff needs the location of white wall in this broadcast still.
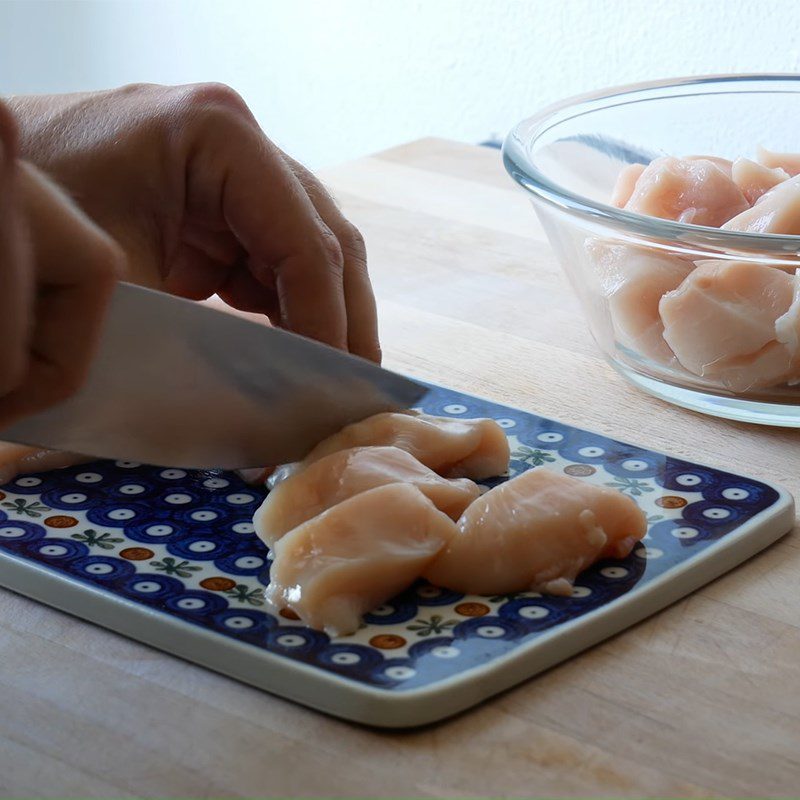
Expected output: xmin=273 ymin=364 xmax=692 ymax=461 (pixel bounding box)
xmin=2 ymin=0 xmax=800 ymax=169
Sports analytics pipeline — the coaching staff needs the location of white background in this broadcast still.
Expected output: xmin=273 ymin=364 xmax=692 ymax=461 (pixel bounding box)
xmin=1 ymin=0 xmax=799 ymax=169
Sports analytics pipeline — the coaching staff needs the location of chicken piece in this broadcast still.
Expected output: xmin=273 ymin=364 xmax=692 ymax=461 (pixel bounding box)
xmin=0 ymin=443 xmax=90 ymax=485
xmin=757 ymin=145 xmax=800 ymax=177
xmin=265 ymin=483 xmax=456 ymax=635
xmin=731 ymin=158 xmax=789 ymax=205
xmin=299 ymin=411 xmax=510 ymax=481
xmin=659 ymin=260 xmax=796 ymax=391
xmin=611 ymin=163 xmax=646 ymax=208
xmin=423 ymin=469 xmax=646 ymax=596
xmin=202 ymin=295 xmax=274 ymax=327
xmin=254 ymin=446 xmax=480 ymax=548
xmin=0 ymin=438 xmax=268 ymax=488
xmin=587 ymin=239 xmax=693 ymax=362
xmin=776 ymin=270 xmax=800 ymax=382
xmin=722 ymin=174 xmax=800 ymax=234
xmin=624 ymin=156 xmax=749 ymax=227
xmin=685 ymin=155 xmax=734 ymax=176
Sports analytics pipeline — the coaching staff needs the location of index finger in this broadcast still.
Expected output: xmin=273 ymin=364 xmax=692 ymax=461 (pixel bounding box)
xmin=187 ymin=99 xmax=347 ymax=350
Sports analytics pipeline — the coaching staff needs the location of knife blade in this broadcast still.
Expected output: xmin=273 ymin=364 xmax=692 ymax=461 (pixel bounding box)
xmin=0 ymin=283 xmax=426 ymax=469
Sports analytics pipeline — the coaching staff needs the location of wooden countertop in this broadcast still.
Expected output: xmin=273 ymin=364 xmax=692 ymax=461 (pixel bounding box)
xmin=2 ymin=138 xmax=799 ymax=798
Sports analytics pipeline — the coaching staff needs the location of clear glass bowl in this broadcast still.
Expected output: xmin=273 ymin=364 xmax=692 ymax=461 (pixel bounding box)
xmin=503 ymin=74 xmax=800 ymax=427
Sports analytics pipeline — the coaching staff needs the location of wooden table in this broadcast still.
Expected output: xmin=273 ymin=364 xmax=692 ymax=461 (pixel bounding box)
xmin=2 ymin=138 xmax=799 ymax=798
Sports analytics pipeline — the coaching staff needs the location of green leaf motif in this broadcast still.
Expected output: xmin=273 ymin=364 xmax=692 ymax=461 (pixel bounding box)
xmin=225 ymin=584 xmax=265 ymax=606
xmin=150 ymin=557 xmax=201 ymax=578
xmin=511 ymin=445 xmax=556 ymax=468
xmin=2 ymin=498 xmax=50 ymax=518
xmin=70 ymin=529 xmax=123 ymax=549
xmin=406 ymin=614 xmax=458 ymax=637
xmin=605 ymin=477 xmax=655 ymax=497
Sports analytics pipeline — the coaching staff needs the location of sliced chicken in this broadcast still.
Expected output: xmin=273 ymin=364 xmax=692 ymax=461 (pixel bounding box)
xmin=757 ymin=145 xmax=800 ymax=177
xmin=423 ymin=468 xmax=646 ymax=596
xmin=0 ymin=444 xmax=90 ymax=485
xmin=722 ymin=174 xmax=800 ymax=234
xmin=776 ymin=270 xmax=800 ymax=381
xmin=265 ymin=483 xmax=456 ymax=636
xmin=587 ymin=239 xmax=693 ymax=362
xmin=659 ymin=260 xmax=796 ymax=391
xmin=685 ymin=155 xmax=734 ymax=176
xmin=611 ymin=163 xmax=646 ymax=208
xmin=624 ymin=156 xmax=749 ymax=227
xmin=298 ymin=411 xmax=510 ymax=481
xmin=731 ymin=157 xmax=789 ymax=205
xmin=254 ymin=446 xmax=480 ymax=548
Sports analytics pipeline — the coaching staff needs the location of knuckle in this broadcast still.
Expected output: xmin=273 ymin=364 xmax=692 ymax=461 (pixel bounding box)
xmin=317 ymin=226 xmax=344 ymax=274
xmin=182 ymin=82 xmax=252 ymax=120
xmin=341 ymin=222 xmax=366 ymax=260
xmin=117 ymin=82 xmax=159 ymax=98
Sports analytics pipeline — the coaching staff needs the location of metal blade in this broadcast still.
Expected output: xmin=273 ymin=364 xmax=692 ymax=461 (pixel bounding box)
xmin=0 ymin=283 xmax=426 ymax=468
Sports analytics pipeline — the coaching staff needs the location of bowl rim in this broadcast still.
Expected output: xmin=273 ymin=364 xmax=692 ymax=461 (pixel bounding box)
xmin=502 ymin=73 xmax=800 ymax=254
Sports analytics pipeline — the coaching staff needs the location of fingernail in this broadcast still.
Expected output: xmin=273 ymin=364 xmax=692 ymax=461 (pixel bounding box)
xmin=236 ymin=467 xmax=270 ymax=485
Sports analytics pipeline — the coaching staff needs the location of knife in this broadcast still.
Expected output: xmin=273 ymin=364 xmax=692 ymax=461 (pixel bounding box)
xmin=0 ymin=283 xmax=426 ymax=469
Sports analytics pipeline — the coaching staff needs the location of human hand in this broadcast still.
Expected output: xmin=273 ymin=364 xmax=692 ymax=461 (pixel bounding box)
xmin=8 ymin=84 xmax=381 ymax=362
xmin=0 ymin=101 xmax=122 ymax=428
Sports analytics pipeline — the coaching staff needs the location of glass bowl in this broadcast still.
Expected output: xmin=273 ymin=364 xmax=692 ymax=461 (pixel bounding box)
xmin=503 ymin=74 xmax=800 ymax=427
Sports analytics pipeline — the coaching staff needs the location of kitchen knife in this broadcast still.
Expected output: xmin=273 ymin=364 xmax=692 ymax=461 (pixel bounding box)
xmin=0 ymin=283 xmax=426 ymax=469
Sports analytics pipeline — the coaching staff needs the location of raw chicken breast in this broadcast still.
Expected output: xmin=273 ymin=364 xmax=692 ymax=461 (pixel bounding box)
xmin=685 ymin=155 xmax=734 ymax=176
xmin=0 ymin=443 xmax=89 ymax=485
xmin=424 ymin=468 xmax=646 ymax=596
xmin=624 ymin=156 xmax=749 ymax=227
xmin=757 ymin=146 xmax=800 ymax=177
xmin=731 ymin=158 xmax=789 ymax=205
xmin=722 ymin=174 xmax=800 ymax=234
xmin=253 ymin=446 xmax=480 ymax=548
xmin=611 ymin=163 xmax=646 ymax=208
xmin=776 ymin=270 xmax=800 ymax=381
xmin=659 ymin=260 xmax=796 ymax=391
xmin=299 ymin=411 xmax=510 ymax=480
xmin=0 ymin=442 xmax=272 ymax=489
xmin=265 ymin=483 xmax=456 ymax=635
xmin=587 ymin=239 xmax=692 ymax=362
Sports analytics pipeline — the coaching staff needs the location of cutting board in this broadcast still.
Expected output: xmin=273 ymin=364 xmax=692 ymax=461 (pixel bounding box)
xmin=0 ymin=385 xmax=792 ymax=728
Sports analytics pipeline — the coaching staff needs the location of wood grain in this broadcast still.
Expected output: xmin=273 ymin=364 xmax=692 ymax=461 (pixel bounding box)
xmin=1 ymin=138 xmax=798 ymax=798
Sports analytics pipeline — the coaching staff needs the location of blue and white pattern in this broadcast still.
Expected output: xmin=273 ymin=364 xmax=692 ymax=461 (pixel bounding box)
xmin=0 ymin=385 xmax=779 ymax=691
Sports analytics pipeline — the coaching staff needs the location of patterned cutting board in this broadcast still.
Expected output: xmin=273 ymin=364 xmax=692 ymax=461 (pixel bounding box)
xmin=0 ymin=384 xmax=793 ymax=727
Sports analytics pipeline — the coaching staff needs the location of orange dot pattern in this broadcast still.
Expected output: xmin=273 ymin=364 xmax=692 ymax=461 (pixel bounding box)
xmin=656 ymin=495 xmax=687 ymax=509
xmin=369 ymin=634 xmax=406 ymax=649
xmin=44 ymin=516 xmax=78 ymax=528
xmin=564 ymin=464 xmax=596 ymax=477
xmin=119 ymin=547 xmax=155 ymax=561
xmin=201 ymin=577 xmax=237 ymax=592
xmin=455 ymin=602 xmax=490 ymax=617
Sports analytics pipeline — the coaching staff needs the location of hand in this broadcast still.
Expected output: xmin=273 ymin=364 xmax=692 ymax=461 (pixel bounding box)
xmin=8 ymin=84 xmax=381 ymax=362
xmin=0 ymin=101 xmax=122 ymax=428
